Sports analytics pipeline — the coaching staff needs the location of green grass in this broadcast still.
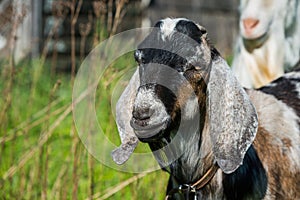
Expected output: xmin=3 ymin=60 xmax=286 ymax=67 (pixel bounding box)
xmin=0 ymin=55 xmax=168 ymax=199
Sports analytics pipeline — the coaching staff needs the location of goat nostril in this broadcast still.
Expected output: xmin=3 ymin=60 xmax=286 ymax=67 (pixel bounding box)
xmin=132 ymin=108 xmax=154 ymax=121
xmin=132 ymin=108 xmax=154 ymax=128
xmin=242 ymin=18 xmax=259 ymax=31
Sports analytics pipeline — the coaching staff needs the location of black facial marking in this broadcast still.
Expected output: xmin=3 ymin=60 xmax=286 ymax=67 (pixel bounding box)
xmin=154 ymin=20 xmax=163 ymax=28
xmin=155 ymin=84 xmax=179 ymax=116
xmin=175 ymin=20 xmax=202 ymax=43
xmin=134 ymin=48 xmax=188 ymax=70
xmin=134 ymin=20 xmax=203 ymax=72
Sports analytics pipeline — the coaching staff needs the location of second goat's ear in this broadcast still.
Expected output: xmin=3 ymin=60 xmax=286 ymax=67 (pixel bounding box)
xmin=207 ymin=57 xmax=258 ymax=174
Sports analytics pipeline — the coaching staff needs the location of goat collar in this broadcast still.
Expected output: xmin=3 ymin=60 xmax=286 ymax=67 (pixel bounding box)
xmin=166 ymin=162 xmax=219 ymax=199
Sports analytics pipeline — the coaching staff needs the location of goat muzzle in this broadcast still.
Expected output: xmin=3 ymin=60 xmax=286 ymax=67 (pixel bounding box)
xmin=130 ymin=84 xmax=171 ymax=141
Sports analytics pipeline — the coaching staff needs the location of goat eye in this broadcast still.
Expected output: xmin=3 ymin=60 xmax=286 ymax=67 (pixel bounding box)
xmin=185 ymin=63 xmax=195 ymax=71
xmin=197 ymin=25 xmax=207 ymax=36
xmin=134 ymin=50 xmax=144 ymax=64
xmin=175 ymin=66 xmax=184 ymax=73
xmin=200 ymin=28 xmax=207 ymax=35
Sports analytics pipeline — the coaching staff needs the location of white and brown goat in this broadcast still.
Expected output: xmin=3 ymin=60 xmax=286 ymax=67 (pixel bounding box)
xmin=112 ymin=18 xmax=300 ymax=199
xmin=232 ymin=0 xmax=300 ymax=88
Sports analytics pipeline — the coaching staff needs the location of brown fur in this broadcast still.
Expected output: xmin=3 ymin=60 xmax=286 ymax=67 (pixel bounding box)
xmin=254 ymin=127 xmax=300 ymax=199
xmin=247 ymin=88 xmax=300 ymax=199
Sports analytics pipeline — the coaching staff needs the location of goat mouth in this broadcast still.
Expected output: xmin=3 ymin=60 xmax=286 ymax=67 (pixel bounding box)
xmin=130 ymin=118 xmax=168 ymax=140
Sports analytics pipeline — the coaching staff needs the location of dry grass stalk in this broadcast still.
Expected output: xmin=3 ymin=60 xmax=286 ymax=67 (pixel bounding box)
xmin=30 ymin=11 xmax=66 ymax=109
xmin=87 ymin=154 xmax=95 ymax=200
xmin=107 ymin=0 xmax=114 ymax=33
xmin=0 ymin=4 xmax=27 ymax=195
xmin=79 ymin=14 xmax=92 ymax=60
xmin=50 ymin=2 xmax=69 ymax=75
xmin=51 ymin=157 xmax=70 ymax=199
xmin=82 ymin=44 xmax=99 ymax=200
xmin=1 ymin=0 xmax=132 ymax=197
xmin=89 ymin=173 xmax=148 ymax=200
xmin=6 ymin=98 xmax=62 ymax=132
xmin=51 ymin=29 xmax=59 ymax=76
xmin=68 ymin=1 xmax=84 ymax=198
xmin=41 ymin=146 xmax=50 ymax=200
xmin=85 ymin=110 xmax=95 ymax=200
xmin=37 ymin=147 xmax=45 ymax=198
xmin=0 ymin=1 xmax=26 ymax=160
xmin=40 ymin=80 xmax=61 ymax=200
xmin=8 ymin=2 xmax=26 ymax=68
xmin=110 ymin=0 xmax=128 ymax=36
xmin=71 ymin=125 xmax=80 ymax=200
xmin=61 ymin=172 xmax=70 ymax=200
xmin=25 ymin=165 xmax=36 ymax=199
xmin=43 ymin=1 xmax=69 ymax=52
xmin=92 ymin=0 xmax=107 ymax=45
xmin=0 ymin=103 xmax=67 ymax=144
xmin=40 ymin=10 xmax=67 ymax=69
xmin=19 ymin=166 xmax=27 ymax=197
xmin=2 ymin=102 xmax=73 ymax=181
xmin=40 ymin=17 xmax=64 ymax=60
xmin=68 ymin=0 xmax=83 ymax=85
xmin=93 ymin=0 xmax=107 ymax=23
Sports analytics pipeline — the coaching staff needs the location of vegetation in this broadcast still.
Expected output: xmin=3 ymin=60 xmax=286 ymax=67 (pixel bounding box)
xmin=0 ymin=0 xmax=168 ymax=199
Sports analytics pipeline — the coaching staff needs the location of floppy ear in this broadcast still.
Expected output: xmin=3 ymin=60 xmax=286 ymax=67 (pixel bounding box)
xmin=207 ymin=57 xmax=258 ymax=174
xmin=111 ymin=69 xmax=139 ymax=165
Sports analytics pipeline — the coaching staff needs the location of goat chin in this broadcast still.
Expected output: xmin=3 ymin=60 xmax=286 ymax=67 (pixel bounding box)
xmin=113 ymin=18 xmax=300 ymax=199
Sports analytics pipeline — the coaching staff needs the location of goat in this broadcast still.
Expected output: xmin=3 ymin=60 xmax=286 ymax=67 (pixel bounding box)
xmin=111 ymin=18 xmax=300 ymax=199
xmin=231 ymin=0 xmax=300 ymax=88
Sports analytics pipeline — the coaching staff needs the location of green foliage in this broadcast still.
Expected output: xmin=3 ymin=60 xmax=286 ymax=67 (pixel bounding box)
xmin=0 ymin=56 xmax=168 ymax=199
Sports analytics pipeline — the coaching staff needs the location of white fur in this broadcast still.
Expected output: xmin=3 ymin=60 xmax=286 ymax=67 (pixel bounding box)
xmin=160 ymin=18 xmax=187 ymax=41
xmin=282 ymin=72 xmax=300 ymax=98
xmin=248 ymin=90 xmax=300 ymax=171
xmin=182 ymin=96 xmax=199 ymax=120
xmin=297 ymin=83 xmax=300 ymax=98
xmin=133 ymin=87 xmax=170 ymax=127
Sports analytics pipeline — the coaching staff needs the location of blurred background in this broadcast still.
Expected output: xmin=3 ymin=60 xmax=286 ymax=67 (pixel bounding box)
xmin=0 ymin=0 xmax=239 ymax=199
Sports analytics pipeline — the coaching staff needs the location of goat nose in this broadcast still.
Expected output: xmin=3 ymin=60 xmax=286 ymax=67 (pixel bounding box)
xmin=132 ymin=107 xmax=154 ymax=121
xmin=242 ymin=18 xmax=259 ymax=31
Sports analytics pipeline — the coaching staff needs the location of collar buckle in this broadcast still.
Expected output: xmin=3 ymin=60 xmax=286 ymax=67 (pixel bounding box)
xmin=179 ymin=184 xmax=197 ymax=199
xmin=165 ymin=162 xmax=219 ymax=200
